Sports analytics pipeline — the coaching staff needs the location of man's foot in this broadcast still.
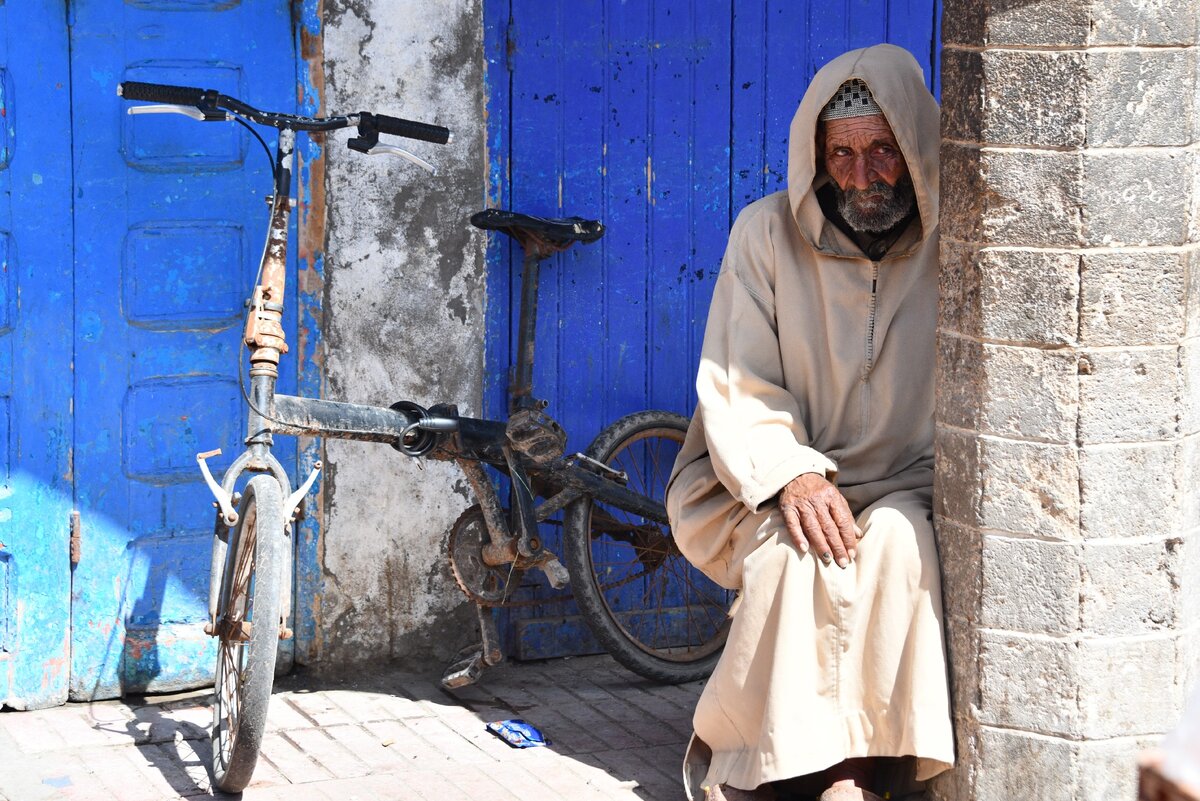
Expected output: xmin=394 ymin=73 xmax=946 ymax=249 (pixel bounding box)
xmin=704 ymin=783 xmax=778 ymax=801
xmin=817 ymin=786 xmax=885 ymax=801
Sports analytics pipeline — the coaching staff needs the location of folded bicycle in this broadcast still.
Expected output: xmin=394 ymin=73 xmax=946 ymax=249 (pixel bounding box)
xmin=117 ymin=81 xmax=733 ymax=793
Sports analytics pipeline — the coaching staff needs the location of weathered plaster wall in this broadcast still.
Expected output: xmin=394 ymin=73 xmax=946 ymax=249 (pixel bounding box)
xmin=315 ymin=0 xmax=486 ymax=668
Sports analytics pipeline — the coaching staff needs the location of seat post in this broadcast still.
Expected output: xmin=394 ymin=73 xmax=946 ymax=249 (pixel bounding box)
xmin=510 ymin=246 xmax=543 ymax=413
xmin=469 ymin=209 xmax=604 ymax=415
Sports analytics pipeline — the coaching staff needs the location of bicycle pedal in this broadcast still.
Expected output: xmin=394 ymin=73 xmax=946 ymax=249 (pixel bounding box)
xmin=537 ymin=555 xmax=570 ymax=590
xmin=441 ymin=650 xmax=486 ymax=690
xmin=506 ymin=408 xmax=566 ymax=465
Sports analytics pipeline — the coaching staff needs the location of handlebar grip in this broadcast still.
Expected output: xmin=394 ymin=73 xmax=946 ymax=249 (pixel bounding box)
xmin=118 ymin=81 xmax=209 ymax=106
xmin=374 ymin=114 xmax=451 ymax=145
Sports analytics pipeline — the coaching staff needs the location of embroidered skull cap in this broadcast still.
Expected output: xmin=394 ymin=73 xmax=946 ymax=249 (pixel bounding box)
xmin=819 ymin=78 xmax=883 ymax=121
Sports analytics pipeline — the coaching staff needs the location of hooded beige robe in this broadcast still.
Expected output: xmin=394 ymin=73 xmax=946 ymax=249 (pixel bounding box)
xmin=665 ymin=44 xmax=954 ymax=795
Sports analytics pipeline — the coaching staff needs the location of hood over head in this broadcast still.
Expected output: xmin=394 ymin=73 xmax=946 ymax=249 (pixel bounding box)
xmin=787 ymin=44 xmax=940 ymax=254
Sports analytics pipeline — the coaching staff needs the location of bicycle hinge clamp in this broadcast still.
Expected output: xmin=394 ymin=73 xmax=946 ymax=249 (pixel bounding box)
xmin=198 ymin=449 xmax=239 ymax=527
xmin=347 ymin=113 xmax=383 ymax=153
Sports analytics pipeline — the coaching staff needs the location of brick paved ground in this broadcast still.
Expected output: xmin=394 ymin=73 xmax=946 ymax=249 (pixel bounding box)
xmin=0 ymin=655 xmax=701 ymax=801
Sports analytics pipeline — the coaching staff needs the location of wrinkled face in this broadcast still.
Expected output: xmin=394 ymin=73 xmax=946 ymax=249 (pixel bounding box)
xmin=822 ymin=114 xmax=908 ymax=190
xmin=821 ymin=114 xmax=915 ymax=234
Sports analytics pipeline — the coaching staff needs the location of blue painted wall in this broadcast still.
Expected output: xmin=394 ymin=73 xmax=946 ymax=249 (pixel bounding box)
xmin=483 ymin=0 xmax=942 ymax=657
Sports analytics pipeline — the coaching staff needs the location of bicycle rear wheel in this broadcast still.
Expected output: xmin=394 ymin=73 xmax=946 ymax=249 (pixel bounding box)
xmin=211 ymin=474 xmax=287 ymax=793
xmin=563 ymin=410 xmax=735 ymax=684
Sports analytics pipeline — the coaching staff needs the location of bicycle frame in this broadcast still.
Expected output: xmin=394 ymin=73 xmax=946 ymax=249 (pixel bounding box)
xmin=198 ymin=127 xmax=670 ymax=639
xmin=119 ymin=79 xmax=723 ymax=794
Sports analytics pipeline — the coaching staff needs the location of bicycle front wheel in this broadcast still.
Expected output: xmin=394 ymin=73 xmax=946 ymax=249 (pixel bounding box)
xmin=211 ymin=474 xmax=287 ymax=793
xmin=563 ymin=410 xmax=735 ymax=684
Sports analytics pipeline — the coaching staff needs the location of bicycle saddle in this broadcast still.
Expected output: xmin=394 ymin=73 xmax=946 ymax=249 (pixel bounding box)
xmin=470 ymin=209 xmax=605 ymax=248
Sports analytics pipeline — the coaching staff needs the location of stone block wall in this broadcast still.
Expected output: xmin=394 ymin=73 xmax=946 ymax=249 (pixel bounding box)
xmin=935 ymin=1 xmax=1199 ymax=798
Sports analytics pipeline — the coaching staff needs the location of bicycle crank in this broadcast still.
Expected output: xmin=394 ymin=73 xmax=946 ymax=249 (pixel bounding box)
xmin=448 ymin=504 xmax=570 ymax=606
xmin=449 ymin=506 xmax=517 ymax=605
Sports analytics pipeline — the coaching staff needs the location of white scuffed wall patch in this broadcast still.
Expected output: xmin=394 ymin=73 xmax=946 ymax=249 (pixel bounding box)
xmin=319 ymin=0 xmax=485 ymax=666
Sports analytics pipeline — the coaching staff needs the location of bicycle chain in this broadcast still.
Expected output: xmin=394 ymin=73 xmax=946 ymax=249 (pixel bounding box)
xmin=468 ymin=565 xmax=662 ymax=609
xmin=447 ymin=503 xmax=662 ymax=608
xmin=448 ymin=505 xmax=520 ymax=606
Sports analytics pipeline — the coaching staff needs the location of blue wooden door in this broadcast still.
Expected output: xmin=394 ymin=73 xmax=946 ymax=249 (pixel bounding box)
xmin=484 ymin=0 xmax=941 ymax=658
xmin=67 ymin=1 xmax=298 ymax=700
xmin=0 ymin=5 xmax=76 ymax=710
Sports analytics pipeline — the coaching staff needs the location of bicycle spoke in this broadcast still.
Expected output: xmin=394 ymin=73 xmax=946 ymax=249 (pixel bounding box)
xmin=622 ymin=446 xmax=650 ymax=500
xmin=591 ymin=519 xmax=732 ymax=645
xmin=647 ymin=440 xmax=670 ymax=495
xmin=568 ymin=416 xmax=734 ymax=675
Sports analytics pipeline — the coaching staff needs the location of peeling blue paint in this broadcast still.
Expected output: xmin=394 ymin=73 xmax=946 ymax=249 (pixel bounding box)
xmin=298 ymin=0 xmax=321 ymax=37
xmin=483 ymin=0 xmax=513 ymax=429
xmin=297 ymin=27 xmax=322 ymax=115
xmin=88 ymin=67 xmax=114 ymax=90
xmin=293 ymin=0 xmax=325 ymax=662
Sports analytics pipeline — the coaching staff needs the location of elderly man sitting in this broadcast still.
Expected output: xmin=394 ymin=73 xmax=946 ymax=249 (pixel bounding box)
xmin=666 ymin=44 xmax=954 ymax=801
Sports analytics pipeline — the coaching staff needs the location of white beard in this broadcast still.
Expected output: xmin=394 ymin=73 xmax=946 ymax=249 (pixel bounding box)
xmin=835 ymin=177 xmax=916 ymax=233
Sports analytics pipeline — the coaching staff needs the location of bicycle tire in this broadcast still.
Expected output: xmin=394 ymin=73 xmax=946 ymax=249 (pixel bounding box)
xmin=563 ymin=410 xmax=734 ymax=684
xmin=211 ymin=474 xmax=287 ymax=793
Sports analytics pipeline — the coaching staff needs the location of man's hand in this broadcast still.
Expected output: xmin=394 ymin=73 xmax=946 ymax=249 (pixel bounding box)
xmin=778 ymin=473 xmax=862 ymax=568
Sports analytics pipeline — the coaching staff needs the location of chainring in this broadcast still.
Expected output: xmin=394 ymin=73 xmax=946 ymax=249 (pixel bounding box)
xmin=448 ymin=505 xmax=522 ymax=606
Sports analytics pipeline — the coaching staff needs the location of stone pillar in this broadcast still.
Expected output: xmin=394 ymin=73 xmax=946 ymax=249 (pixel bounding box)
xmin=316 ymin=0 xmax=486 ymax=667
xmin=934 ymin=2 xmax=1199 ymax=798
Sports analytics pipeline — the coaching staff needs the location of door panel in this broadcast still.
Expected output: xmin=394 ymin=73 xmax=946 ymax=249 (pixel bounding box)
xmin=68 ymin=1 xmax=297 ymax=700
xmin=486 ymin=0 xmax=940 ymax=658
xmin=0 ymin=4 xmax=76 ymax=710
xmin=487 ymin=0 xmax=738 ymax=655
xmin=731 ymin=0 xmax=940 ymax=209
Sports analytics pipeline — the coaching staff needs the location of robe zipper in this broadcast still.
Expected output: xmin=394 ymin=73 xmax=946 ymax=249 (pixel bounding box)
xmin=860 ymin=262 xmax=879 ymax=440
xmin=864 ymin=262 xmax=879 ymax=376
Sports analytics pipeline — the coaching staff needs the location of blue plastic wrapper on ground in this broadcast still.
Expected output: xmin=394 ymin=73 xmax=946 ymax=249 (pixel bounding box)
xmin=487 ymin=719 xmax=551 ymax=748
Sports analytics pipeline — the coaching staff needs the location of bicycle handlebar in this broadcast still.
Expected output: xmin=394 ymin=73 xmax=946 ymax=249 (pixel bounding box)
xmin=117 ymin=80 xmax=452 ymax=145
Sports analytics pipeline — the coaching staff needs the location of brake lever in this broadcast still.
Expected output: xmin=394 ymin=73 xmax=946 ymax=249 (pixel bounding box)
xmin=127 ymin=104 xmax=232 ymax=122
xmin=364 ymin=144 xmax=437 ymax=175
